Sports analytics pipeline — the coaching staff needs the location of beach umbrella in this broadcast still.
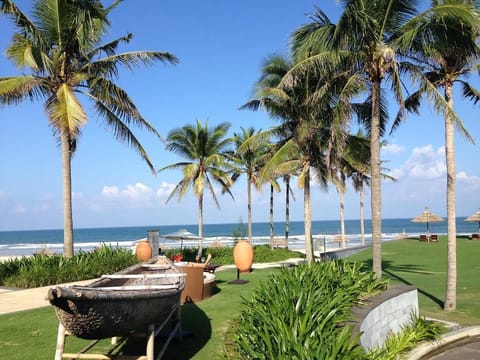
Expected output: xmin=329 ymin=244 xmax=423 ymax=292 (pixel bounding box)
xmin=465 ymin=209 xmax=480 ymax=232
xmin=163 ymin=229 xmax=201 ymax=250
xmin=411 ymin=207 xmax=444 ymax=233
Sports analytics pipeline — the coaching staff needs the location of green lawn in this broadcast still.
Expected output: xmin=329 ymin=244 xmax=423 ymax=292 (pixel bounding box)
xmin=347 ymin=236 xmax=480 ymax=325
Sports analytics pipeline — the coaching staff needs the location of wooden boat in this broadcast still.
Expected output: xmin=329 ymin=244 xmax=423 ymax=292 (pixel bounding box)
xmin=48 ymin=256 xmax=185 ymax=340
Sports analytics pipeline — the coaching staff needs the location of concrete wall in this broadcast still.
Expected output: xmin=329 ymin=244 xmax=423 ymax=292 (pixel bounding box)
xmin=350 ymin=285 xmax=419 ymax=351
xmin=319 ymin=245 xmax=370 ymax=260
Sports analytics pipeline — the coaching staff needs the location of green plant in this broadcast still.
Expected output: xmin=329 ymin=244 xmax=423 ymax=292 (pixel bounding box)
xmin=226 ymin=261 xmax=387 ymax=359
xmin=364 ymin=315 xmax=445 ymax=359
xmin=0 ymin=245 xmax=137 ymax=288
xmin=231 ymin=217 xmax=247 ymax=244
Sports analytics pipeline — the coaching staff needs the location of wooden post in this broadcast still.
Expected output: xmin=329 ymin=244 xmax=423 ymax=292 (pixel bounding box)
xmin=146 ymin=324 xmax=155 ymax=360
xmin=54 ymin=323 xmax=66 ymax=360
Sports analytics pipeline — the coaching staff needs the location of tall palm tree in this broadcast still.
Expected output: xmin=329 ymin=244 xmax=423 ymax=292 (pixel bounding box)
xmin=243 ymin=54 xmax=361 ymax=263
xmin=291 ymin=0 xmax=418 ymax=276
xmin=159 ymin=120 xmax=234 ymax=257
xmin=283 ymin=174 xmax=296 ymax=246
xmin=241 ymin=55 xmax=321 ymax=262
xmin=230 ymin=127 xmax=270 ymax=243
xmin=331 ymin=133 xmax=371 ymax=248
xmin=394 ymin=1 xmax=480 ymax=311
xmin=268 ymin=178 xmax=281 ymax=249
xmin=0 ymin=0 xmax=178 ymax=257
xmin=349 ymin=130 xmax=372 ymax=246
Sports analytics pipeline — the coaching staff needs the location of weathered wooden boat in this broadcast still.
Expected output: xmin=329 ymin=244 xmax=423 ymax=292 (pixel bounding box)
xmin=48 ymin=256 xmax=185 ymax=340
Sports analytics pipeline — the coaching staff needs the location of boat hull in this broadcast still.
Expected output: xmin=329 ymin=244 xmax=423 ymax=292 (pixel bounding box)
xmin=48 ymin=257 xmax=185 ymax=340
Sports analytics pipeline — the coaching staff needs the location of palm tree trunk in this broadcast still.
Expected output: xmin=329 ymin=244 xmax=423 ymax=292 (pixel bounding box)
xmin=61 ymin=131 xmax=74 ymax=258
xmin=371 ymin=79 xmax=383 ymax=278
xmin=360 ymin=183 xmax=365 ymax=246
xmin=285 ymin=176 xmax=290 ymax=248
xmin=304 ymin=165 xmax=314 ymax=263
xmin=247 ymin=175 xmax=252 ymax=244
xmin=270 ymin=184 xmax=274 ymax=249
xmin=444 ymin=83 xmax=457 ymax=311
xmin=340 ymin=189 xmax=346 ymax=248
xmin=197 ymin=193 xmax=204 ymax=258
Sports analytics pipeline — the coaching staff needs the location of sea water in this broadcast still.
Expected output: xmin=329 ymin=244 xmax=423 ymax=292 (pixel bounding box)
xmin=0 ymin=218 xmax=477 ymax=257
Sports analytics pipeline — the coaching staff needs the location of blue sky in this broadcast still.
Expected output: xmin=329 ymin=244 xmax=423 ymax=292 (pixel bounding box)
xmin=0 ymin=1 xmax=479 ymax=231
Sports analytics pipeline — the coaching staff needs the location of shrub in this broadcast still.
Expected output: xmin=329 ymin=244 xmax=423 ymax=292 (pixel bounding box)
xmin=0 ymin=245 xmax=137 ymax=288
xmin=226 ymin=261 xmax=387 ymax=359
xmin=163 ymin=244 xmax=302 ymax=265
xmin=364 ymin=315 xmax=444 ymax=359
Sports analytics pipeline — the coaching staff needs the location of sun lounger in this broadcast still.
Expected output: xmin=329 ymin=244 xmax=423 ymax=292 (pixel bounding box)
xmin=430 ymin=234 xmax=438 ymax=242
xmin=469 ymin=233 xmax=479 ymax=240
xmin=419 ymin=234 xmax=428 ymax=242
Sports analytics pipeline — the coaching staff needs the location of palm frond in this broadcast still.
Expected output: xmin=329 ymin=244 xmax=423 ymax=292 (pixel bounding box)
xmin=82 ymin=91 xmax=157 ymax=174
xmin=0 ymin=75 xmax=46 ymax=104
xmin=86 ymin=51 xmax=179 ymax=79
xmin=86 ymin=33 xmax=133 ymax=59
xmin=5 ymin=34 xmax=52 ymax=73
xmin=461 ymin=80 xmax=480 ymax=105
xmin=1 ymin=0 xmax=47 ymax=49
xmin=47 ymin=83 xmax=87 ymax=133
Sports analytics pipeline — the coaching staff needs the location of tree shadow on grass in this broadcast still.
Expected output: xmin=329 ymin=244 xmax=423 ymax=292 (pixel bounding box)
xmin=359 ymin=259 xmax=444 ymax=308
xmin=119 ymin=302 xmax=212 ymax=360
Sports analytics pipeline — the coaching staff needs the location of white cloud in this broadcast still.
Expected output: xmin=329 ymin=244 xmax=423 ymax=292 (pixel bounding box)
xmin=457 ymin=172 xmax=480 ymax=190
xmin=395 ymin=145 xmax=446 ymax=179
xmin=155 ymin=181 xmax=175 ymax=200
xmin=97 ymin=182 xmax=155 ymax=209
xmin=382 ymin=143 xmax=405 ymax=154
xmin=102 ymin=185 xmax=120 ymax=196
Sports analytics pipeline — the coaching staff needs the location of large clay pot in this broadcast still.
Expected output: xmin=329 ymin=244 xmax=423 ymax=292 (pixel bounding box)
xmin=135 ymin=240 xmax=152 ymax=261
xmin=233 ymin=240 xmax=253 ymax=272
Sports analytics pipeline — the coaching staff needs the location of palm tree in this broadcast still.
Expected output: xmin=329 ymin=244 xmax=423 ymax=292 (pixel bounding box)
xmin=243 ymin=54 xmax=361 ymax=263
xmin=268 ymin=178 xmax=281 ymax=249
xmin=159 ymin=120 xmax=234 ymax=257
xmin=394 ymin=1 xmax=480 ymax=310
xmin=351 ymin=169 xmax=370 ymax=246
xmin=0 ymin=0 xmax=178 ymax=257
xmin=240 ymin=55 xmax=321 ymax=262
xmin=283 ymin=174 xmax=296 ymax=246
xmin=331 ymin=133 xmax=371 ymax=248
xmin=291 ymin=0 xmax=418 ymax=276
xmin=349 ymin=131 xmax=372 ymax=246
xmin=230 ymin=127 xmax=271 ymax=243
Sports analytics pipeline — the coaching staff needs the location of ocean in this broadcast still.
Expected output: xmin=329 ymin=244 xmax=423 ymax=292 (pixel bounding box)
xmin=0 ymin=218 xmax=477 ymax=257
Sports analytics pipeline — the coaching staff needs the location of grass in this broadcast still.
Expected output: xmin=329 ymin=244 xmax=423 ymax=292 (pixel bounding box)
xmin=347 ymin=235 xmax=480 ymax=325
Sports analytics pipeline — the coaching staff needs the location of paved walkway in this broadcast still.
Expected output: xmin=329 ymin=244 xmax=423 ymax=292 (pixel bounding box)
xmin=407 ymin=327 xmax=480 ymax=360
xmin=0 ymin=279 xmax=94 ymax=314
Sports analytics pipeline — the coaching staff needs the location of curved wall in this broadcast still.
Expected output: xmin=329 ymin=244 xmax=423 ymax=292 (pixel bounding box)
xmin=351 ymin=285 xmax=419 ymax=351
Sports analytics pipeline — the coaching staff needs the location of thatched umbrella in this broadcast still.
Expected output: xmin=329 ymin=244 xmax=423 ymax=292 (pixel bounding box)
xmin=163 ymin=229 xmax=201 ymax=250
xmin=411 ymin=207 xmax=444 ymax=234
xmin=465 ymin=209 xmax=480 ymax=232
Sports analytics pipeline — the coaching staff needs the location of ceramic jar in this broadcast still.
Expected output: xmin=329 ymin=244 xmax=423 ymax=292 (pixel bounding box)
xmin=233 ymin=240 xmax=253 ymax=272
xmin=135 ymin=240 xmax=152 ymax=260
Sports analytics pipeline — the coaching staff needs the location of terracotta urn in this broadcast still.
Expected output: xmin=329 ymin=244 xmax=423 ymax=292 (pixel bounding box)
xmin=135 ymin=240 xmax=152 ymax=261
xmin=233 ymin=240 xmax=254 ymax=272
